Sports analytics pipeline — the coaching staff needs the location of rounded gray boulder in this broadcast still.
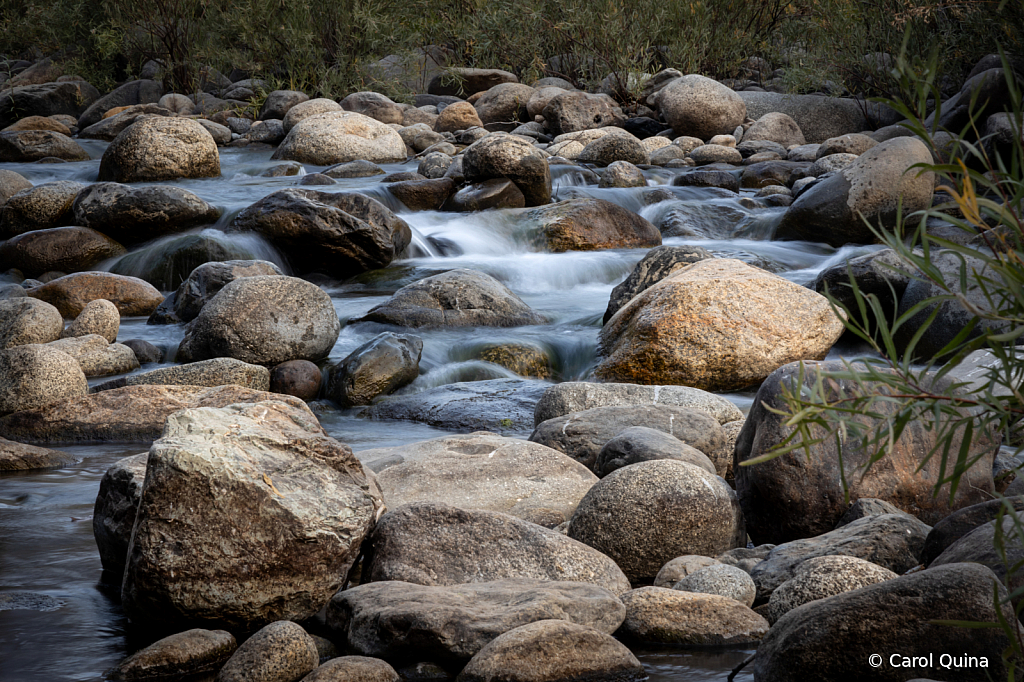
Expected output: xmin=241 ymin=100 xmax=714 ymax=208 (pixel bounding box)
xmin=177 ymin=275 xmax=341 ymax=366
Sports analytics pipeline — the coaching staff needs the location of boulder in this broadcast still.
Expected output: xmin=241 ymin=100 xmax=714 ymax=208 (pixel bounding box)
xmin=456 ymin=620 xmax=644 ymax=682
xmin=272 ymin=111 xmax=406 ymax=165
xmin=0 ymin=130 xmax=89 ymax=162
xmin=816 ymin=133 xmax=878 ymax=158
xmin=282 ymin=98 xmax=343 ymax=133
xmin=474 ymin=83 xmax=535 ymax=124
xmin=387 ymin=177 xmax=455 ymax=211
xmin=176 ymin=276 xmax=341 ymax=366
xmin=122 ymin=401 xmax=384 ymax=633
xmin=749 ymin=514 xmax=931 ymax=601
xmin=93 ymin=453 xmax=147 ymax=574
xmin=602 ymin=245 xmax=714 ymax=323
xmin=0 ymin=169 xmax=32 ymax=208
xmin=617 ymin=587 xmax=768 ymax=646
xmin=108 ymin=628 xmax=237 ymax=682
xmin=228 ymin=190 xmax=411 ymax=277
xmin=735 ymin=360 xmax=997 ymax=544
xmin=357 ymin=269 xmax=544 ymax=328
xmin=27 ymin=272 xmax=163 ymax=317
xmin=744 ymin=112 xmax=805 ymax=147
xmin=325 ymin=332 xmax=421 ymax=407
xmin=530 ymin=404 xmax=728 ymax=473
xmin=157 ymin=259 xmax=283 ymax=325
xmin=653 ymin=556 xmax=721 ymax=588
xmin=657 ymin=75 xmax=746 ymax=140
xmin=0 ymin=436 xmax=75 ymax=471
xmin=595 ymin=425 xmax=717 ymax=477
xmin=930 ymin=516 xmax=1024 ymax=599
xmin=362 ymin=379 xmax=549 ymax=433
xmin=751 ymin=563 xmax=1016 ymax=682
xmin=521 ymin=198 xmax=660 ymax=252
xmin=921 ymin=497 xmax=1024 ymax=565
xmin=775 ymin=137 xmax=934 ymax=246
xmin=268 ymin=360 xmax=322 ymax=401
xmin=738 ymin=92 xmax=891 ymax=144
xmin=598 ymin=160 xmax=646 ymax=188
xmin=77 ymin=105 xmax=175 ymax=141
xmin=95 ymin=358 xmax=269 ymax=393
xmin=366 ymin=503 xmax=630 ymax=594
xmin=894 ymin=250 xmax=1010 ymax=358
xmin=258 ymin=90 xmax=308 ymax=121
xmin=689 ymin=144 xmax=742 ymax=165
xmin=766 ymin=555 xmax=897 ymax=624
xmin=0 ymin=226 xmax=125 ymax=278
xmin=429 ymin=68 xmax=518 ymax=97
xmin=672 ymin=563 xmax=756 ymax=606
xmin=835 ymin=498 xmax=914 ymax=528
xmin=596 ymin=259 xmax=845 ymax=391
xmin=0 ymin=82 xmax=101 ymax=129
xmin=361 ymin=433 xmax=597 ymax=527
xmin=541 ymin=92 xmax=624 ymax=136
xmin=443 ymin=178 xmax=526 ymax=211
xmin=327 ymin=579 xmax=625 ymax=664
xmin=462 ymin=133 xmax=551 ymax=206
xmin=577 ymin=134 xmax=648 ymax=166
xmin=44 ymin=334 xmax=138 ymax=377
xmin=0 ymin=344 xmax=87 ymax=415
xmin=342 ymin=91 xmax=404 ymax=124
xmin=567 ymin=460 xmax=745 ymax=583
xmin=98 ymin=117 xmax=220 ymax=183
xmin=0 ymin=298 xmax=62 ymax=348
xmin=60 ymin=299 xmax=119 ymax=343
xmin=71 ymin=183 xmax=220 ymax=246
xmin=77 ymin=79 xmax=164 ymax=129
xmin=303 ymin=657 xmax=398 ymax=682
xmin=433 ymin=101 xmax=483 ymax=133
xmin=812 ymin=248 xmax=910 ymax=322
xmin=216 ymin=621 xmax=318 ymax=682
xmin=0 ymin=180 xmax=83 ymax=238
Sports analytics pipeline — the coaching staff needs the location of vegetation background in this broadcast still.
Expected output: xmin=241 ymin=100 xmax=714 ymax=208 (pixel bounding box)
xmin=1 ymin=0 xmax=1021 ymax=103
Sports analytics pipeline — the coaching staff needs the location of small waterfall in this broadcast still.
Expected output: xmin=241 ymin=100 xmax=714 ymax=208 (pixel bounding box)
xmin=103 ymin=228 xmax=287 ymax=291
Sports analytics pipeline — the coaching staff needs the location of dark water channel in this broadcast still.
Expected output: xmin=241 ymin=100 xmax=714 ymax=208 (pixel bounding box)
xmin=0 ymin=143 xmax=883 ymax=681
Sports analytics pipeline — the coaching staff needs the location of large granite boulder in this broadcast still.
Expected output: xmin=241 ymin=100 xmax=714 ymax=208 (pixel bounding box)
xmin=71 ymin=183 xmax=220 ymax=246
xmin=360 ymin=432 xmax=597 ymax=527
xmin=272 ymin=111 xmax=406 ymax=165
xmin=735 ymin=360 xmax=997 ymax=544
xmin=567 ymin=460 xmax=745 ymax=583
xmin=98 ymin=117 xmax=220 ymax=183
xmin=327 ymin=579 xmax=625 ymax=664
xmin=122 ymin=400 xmax=385 ymax=633
xmin=596 ymin=259 xmax=845 ymax=391
xmin=176 ymin=276 xmax=340 ymax=366
xmin=228 ymin=190 xmax=411 ymax=277
xmin=366 ymin=502 xmax=630 ymax=595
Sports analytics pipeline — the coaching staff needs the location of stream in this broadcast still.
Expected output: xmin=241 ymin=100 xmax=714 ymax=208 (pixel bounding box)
xmin=0 ymin=142 xmax=884 ymax=681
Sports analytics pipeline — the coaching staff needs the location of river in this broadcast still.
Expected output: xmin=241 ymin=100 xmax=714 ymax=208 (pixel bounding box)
xmin=0 ymin=141 xmax=883 ymax=681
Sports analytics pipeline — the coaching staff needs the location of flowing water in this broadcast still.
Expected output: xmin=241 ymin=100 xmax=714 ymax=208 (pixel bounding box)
xmin=0 ymin=143 xmax=884 ymax=681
